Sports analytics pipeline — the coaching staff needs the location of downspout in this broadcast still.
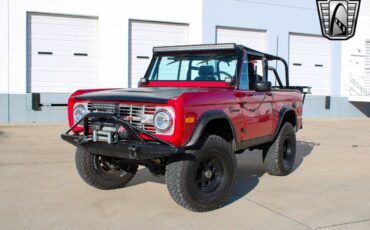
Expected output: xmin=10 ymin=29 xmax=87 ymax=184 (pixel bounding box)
xmin=7 ymin=0 xmax=10 ymax=123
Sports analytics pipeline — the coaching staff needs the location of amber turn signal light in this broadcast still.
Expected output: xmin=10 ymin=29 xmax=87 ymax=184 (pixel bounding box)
xmin=185 ymin=117 xmax=195 ymax=124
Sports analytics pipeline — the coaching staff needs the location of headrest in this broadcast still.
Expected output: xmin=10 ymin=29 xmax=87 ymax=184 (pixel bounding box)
xmin=198 ymin=65 xmax=214 ymax=76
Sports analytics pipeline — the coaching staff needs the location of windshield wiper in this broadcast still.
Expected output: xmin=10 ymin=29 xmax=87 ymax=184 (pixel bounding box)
xmin=196 ymin=54 xmax=232 ymax=65
xmin=166 ymin=54 xmax=191 ymax=65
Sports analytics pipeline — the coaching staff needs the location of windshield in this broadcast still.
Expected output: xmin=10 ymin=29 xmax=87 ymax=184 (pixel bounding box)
xmin=147 ymin=52 xmax=238 ymax=81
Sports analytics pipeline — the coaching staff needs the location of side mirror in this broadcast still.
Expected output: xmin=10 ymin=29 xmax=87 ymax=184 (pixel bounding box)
xmin=255 ymin=81 xmax=271 ymax=92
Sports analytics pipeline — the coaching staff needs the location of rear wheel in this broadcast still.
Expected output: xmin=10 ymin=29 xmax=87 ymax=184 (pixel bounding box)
xmin=75 ymin=148 xmax=138 ymax=190
xmin=263 ymin=123 xmax=296 ymax=176
xmin=165 ymin=135 xmax=237 ymax=212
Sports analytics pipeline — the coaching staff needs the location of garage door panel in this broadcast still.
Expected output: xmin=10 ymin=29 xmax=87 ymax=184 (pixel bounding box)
xmin=29 ymin=50 xmax=97 ymax=58
xmin=30 ymin=58 xmax=97 ymax=68
xmin=30 ymin=24 xmax=97 ymax=37
xmin=30 ymin=34 xmax=97 ymax=43
xmin=32 ymin=84 xmax=98 ymax=93
xmin=31 ymin=71 xmax=97 ymax=80
xmin=30 ymin=15 xmax=96 ymax=24
xmin=32 ymin=79 xmax=98 ymax=88
xmin=33 ymin=83 xmax=97 ymax=90
xmin=31 ymin=65 xmax=97 ymax=73
xmin=289 ymin=34 xmax=331 ymax=95
xmin=132 ymin=23 xmax=188 ymax=31
xmin=29 ymin=16 xmax=97 ymax=29
xmin=131 ymin=29 xmax=187 ymax=35
xmin=134 ymin=40 xmax=186 ymax=47
xmin=131 ymin=29 xmax=188 ymax=37
xmin=28 ymin=14 xmax=98 ymax=93
xmin=216 ymin=27 xmax=267 ymax=52
xmin=131 ymin=37 xmax=188 ymax=45
xmin=29 ymin=39 xmax=97 ymax=52
xmin=130 ymin=21 xmax=189 ymax=87
xmin=131 ymin=37 xmax=187 ymax=44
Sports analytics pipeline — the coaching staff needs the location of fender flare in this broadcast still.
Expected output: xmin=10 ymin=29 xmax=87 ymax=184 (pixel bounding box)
xmin=184 ymin=110 xmax=236 ymax=148
xmin=272 ymin=105 xmax=297 ymax=139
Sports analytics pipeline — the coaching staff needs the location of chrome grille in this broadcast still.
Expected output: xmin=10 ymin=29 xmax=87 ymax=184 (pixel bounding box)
xmin=87 ymin=103 xmax=156 ymax=133
xmin=87 ymin=103 xmax=117 ymax=114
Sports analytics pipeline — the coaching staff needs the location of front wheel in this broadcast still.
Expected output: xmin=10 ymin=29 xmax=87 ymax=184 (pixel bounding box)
xmin=75 ymin=148 xmax=138 ymax=190
xmin=263 ymin=123 xmax=296 ymax=176
xmin=165 ymin=135 xmax=237 ymax=212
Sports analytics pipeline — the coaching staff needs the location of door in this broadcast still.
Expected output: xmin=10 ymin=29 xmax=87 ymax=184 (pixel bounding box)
xmin=243 ymin=92 xmax=273 ymax=139
xmin=27 ymin=13 xmax=98 ymax=93
xmin=238 ymin=55 xmax=273 ymax=141
xmin=289 ymin=34 xmax=332 ymax=95
xmin=129 ymin=21 xmax=189 ymax=87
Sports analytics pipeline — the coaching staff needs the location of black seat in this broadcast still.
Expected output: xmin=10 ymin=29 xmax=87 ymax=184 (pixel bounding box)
xmin=194 ymin=65 xmax=216 ymax=81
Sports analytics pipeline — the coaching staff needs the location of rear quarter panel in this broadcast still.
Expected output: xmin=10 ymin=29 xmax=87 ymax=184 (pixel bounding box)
xmin=271 ymin=90 xmax=303 ymax=132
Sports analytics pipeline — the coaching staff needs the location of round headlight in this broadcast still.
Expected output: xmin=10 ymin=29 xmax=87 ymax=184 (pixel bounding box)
xmin=154 ymin=109 xmax=173 ymax=132
xmin=74 ymin=104 xmax=87 ymax=123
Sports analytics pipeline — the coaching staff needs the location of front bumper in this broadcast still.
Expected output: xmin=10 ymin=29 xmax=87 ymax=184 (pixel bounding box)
xmin=61 ymin=113 xmax=183 ymax=160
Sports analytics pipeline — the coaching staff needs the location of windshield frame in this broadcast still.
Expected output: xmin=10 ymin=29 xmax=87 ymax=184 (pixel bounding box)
xmin=143 ymin=50 xmax=244 ymax=87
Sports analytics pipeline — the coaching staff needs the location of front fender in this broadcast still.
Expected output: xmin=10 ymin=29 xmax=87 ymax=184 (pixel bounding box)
xmin=184 ymin=110 xmax=236 ymax=148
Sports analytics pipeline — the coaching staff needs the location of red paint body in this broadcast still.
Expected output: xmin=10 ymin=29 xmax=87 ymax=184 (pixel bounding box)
xmin=67 ymin=81 xmax=303 ymax=148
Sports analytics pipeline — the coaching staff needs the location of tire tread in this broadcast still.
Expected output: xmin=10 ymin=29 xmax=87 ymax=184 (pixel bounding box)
xmin=165 ymin=135 xmax=237 ymax=212
xmin=75 ymin=148 xmax=137 ymax=190
xmin=263 ymin=123 xmax=296 ymax=176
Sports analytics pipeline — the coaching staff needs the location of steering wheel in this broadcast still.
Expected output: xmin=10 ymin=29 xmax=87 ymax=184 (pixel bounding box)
xmin=212 ymin=71 xmax=233 ymax=79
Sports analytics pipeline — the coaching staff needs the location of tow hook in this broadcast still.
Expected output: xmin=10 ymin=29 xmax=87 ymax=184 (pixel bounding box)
xmin=78 ymin=137 xmax=92 ymax=145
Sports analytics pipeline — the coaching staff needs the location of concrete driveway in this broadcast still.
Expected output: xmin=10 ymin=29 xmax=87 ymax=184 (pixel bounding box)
xmin=0 ymin=119 xmax=370 ymax=229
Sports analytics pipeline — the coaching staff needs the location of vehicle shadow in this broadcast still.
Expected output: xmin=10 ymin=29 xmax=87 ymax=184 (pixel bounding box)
xmin=226 ymin=140 xmax=318 ymax=205
xmin=127 ymin=168 xmax=166 ymax=186
xmin=127 ymin=141 xmax=318 ymax=205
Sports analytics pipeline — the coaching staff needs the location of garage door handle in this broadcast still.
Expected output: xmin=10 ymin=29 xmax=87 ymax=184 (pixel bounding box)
xmin=293 ymin=63 xmax=302 ymax=66
xmin=137 ymin=56 xmax=150 ymax=59
xmin=38 ymin=51 xmax=53 ymax=55
xmin=74 ymin=53 xmax=88 ymax=56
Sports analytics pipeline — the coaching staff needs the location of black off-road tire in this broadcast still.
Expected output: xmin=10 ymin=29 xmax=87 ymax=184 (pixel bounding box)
xmin=75 ymin=148 xmax=138 ymax=190
xmin=165 ymin=135 xmax=237 ymax=212
xmin=263 ymin=123 xmax=296 ymax=176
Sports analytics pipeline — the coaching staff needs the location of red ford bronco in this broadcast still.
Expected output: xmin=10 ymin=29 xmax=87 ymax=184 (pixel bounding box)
xmin=61 ymin=43 xmax=310 ymax=212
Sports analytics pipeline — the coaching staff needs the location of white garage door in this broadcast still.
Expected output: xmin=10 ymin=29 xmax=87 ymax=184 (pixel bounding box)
xmin=27 ymin=14 xmax=98 ymax=93
xmin=130 ymin=21 xmax=189 ymax=87
xmin=216 ymin=27 xmax=267 ymax=52
xmin=289 ymin=34 xmax=332 ymax=95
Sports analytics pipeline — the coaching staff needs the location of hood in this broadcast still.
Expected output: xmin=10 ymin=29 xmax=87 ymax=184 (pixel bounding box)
xmin=75 ymin=87 xmax=203 ymax=104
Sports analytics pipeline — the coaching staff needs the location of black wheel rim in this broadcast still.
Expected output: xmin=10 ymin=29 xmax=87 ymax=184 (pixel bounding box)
xmin=195 ymin=158 xmax=223 ymax=193
xmin=282 ymin=139 xmax=292 ymax=163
